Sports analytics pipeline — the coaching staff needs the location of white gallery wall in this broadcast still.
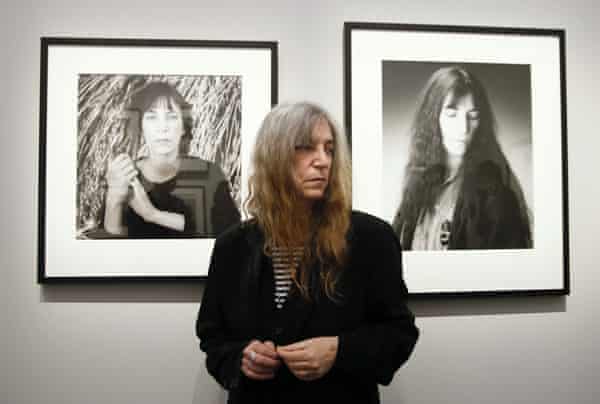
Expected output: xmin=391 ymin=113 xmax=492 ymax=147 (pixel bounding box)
xmin=1 ymin=0 xmax=599 ymax=403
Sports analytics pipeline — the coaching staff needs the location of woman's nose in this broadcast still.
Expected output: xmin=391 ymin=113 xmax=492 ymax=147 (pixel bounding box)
xmin=457 ymin=115 xmax=469 ymax=135
xmin=158 ymin=115 xmax=169 ymax=131
xmin=313 ymin=148 xmax=330 ymax=167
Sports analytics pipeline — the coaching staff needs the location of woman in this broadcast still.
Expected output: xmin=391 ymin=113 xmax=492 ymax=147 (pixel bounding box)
xmin=196 ymin=102 xmax=418 ymax=404
xmin=392 ymin=66 xmax=532 ymax=250
xmin=104 ymin=81 xmax=239 ymax=238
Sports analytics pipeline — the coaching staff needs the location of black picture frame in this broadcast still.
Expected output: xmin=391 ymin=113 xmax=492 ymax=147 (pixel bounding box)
xmin=38 ymin=37 xmax=278 ymax=283
xmin=344 ymin=22 xmax=569 ymax=297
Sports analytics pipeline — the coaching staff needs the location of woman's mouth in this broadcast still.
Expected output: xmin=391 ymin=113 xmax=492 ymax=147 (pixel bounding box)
xmin=306 ymin=178 xmax=326 ymax=184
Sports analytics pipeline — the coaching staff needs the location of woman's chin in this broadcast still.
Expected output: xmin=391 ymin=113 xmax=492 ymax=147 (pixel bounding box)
xmin=446 ymin=148 xmax=466 ymax=159
xmin=149 ymin=146 xmax=177 ymax=157
xmin=300 ymin=191 xmax=326 ymax=204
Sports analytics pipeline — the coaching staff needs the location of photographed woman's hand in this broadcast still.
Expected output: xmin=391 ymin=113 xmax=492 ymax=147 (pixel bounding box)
xmin=241 ymin=340 xmax=281 ymax=381
xmin=128 ymin=177 xmax=158 ymax=222
xmin=106 ymin=153 xmax=137 ymax=202
xmin=277 ymin=336 xmax=338 ymax=381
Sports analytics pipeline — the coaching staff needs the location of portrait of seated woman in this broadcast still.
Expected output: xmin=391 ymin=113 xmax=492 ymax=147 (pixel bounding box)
xmin=391 ymin=66 xmax=532 ymax=250
xmin=102 ymin=82 xmax=240 ymax=239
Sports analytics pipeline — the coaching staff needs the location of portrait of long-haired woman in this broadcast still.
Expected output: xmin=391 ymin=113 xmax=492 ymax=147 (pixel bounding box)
xmin=389 ymin=65 xmax=532 ymax=250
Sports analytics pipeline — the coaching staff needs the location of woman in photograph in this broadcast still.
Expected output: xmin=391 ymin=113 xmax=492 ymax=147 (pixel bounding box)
xmin=104 ymin=81 xmax=239 ymax=238
xmin=196 ymin=102 xmax=418 ymax=403
xmin=392 ymin=66 xmax=532 ymax=250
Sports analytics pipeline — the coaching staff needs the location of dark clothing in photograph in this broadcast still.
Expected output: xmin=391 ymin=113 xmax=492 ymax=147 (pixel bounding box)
xmin=450 ymin=162 xmax=531 ymax=249
xmin=125 ymin=172 xmax=193 ymax=238
xmin=395 ymin=160 xmax=531 ymax=250
xmin=124 ymin=157 xmax=240 ymax=238
xmin=196 ymin=211 xmax=419 ymax=404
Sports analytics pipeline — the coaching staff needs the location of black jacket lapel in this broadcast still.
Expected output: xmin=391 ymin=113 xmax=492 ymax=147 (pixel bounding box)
xmin=238 ymin=222 xmax=265 ymax=337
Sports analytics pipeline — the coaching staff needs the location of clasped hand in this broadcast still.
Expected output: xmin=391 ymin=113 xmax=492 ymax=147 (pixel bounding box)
xmin=241 ymin=340 xmax=281 ymax=381
xmin=241 ymin=337 xmax=338 ymax=382
xmin=106 ymin=153 xmax=157 ymax=221
xmin=106 ymin=153 xmax=137 ymax=201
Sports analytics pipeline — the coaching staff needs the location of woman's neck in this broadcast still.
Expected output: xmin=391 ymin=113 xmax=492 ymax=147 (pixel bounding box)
xmin=285 ymin=202 xmax=316 ymax=246
xmin=446 ymin=154 xmax=463 ymax=180
xmin=296 ymin=199 xmax=315 ymax=216
xmin=144 ymin=153 xmax=180 ymax=181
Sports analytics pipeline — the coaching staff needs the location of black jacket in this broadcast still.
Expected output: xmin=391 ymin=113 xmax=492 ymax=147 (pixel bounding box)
xmin=196 ymin=211 xmax=419 ymax=404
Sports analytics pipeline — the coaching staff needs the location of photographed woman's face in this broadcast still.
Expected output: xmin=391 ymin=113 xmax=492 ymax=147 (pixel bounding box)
xmin=141 ymin=96 xmax=184 ymax=157
xmin=438 ymin=91 xmax=480 ymax=158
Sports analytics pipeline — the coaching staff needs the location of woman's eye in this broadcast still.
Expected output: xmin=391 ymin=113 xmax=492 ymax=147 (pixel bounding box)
xmin=295 ymin=144 xmax=313 ymax=151
xmin=167 ymin=112 xmax=179 ymax=120
xmin=144 ymin=113 xmax=157 ymax=120
xmin=443 ymin=108 xmax=457 ymax=117
xmin=467 ymin=111 xmax=480 ymax=120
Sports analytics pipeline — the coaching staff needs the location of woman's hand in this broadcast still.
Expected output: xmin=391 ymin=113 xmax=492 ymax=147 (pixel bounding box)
xmin=128 ymin=177 xmax=158 ymax=222
xmin=241 ymin=340 xmax=281 ymax=381
xmin=277 ymin=336 xmax=338 ymax=381
xmin=106 ymin=153 xmax=137 ymax=202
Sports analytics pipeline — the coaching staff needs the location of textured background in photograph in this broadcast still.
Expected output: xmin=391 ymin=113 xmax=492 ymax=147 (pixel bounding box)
xmin=76 ymin=74 xmax=241 ymax=233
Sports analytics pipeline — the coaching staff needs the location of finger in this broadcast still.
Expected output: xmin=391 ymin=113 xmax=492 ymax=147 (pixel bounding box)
xmin=241 ymin=357 xmax=270 ymax=374
xmin=115 ymin=161 xmax=136 ymax=175
xmin=243 ymin=347 xmax=278 ymax=366
xmin=277 ymin=348 xmax=307 ymax=362
xmin=125 ymin=170 xmax=138 ymax=183
xmin=277 ymin=341 xmax=307 ymax=352
xmin=241 ymin=358 xmax=276 ymax=377
xmin=110 ymin=161 xmax=130 ymax=176
xmin=114 ymin=160 xmax=136 ymax=177
xmin=119 ymin=160 xmax=136 ymax=173
xmin=242 ymin=357 xmax=278 ymax=375
xmin=121 ymin=164 xmax=138 ymax=178
xmin=242 ymin=341 xmax=264 ymax=363
xmin=243 ymin=340 xmax=262 ymax=356
xmin=130 ymin=177 xmax=143 ymax=190
xmin=284 ymin=360 xmax=314 ymax=372
xmin=111 ymin=154 xmax=132 ymax=169
xmin=244 ymin=344 xmax=281 ymax=370
xmin=241 ymin=365 xmax=275 ymax=381
xmin=252 ymin=342 xmax=279 ymax=360
xmin=253 ymin=352 xmax=281 ymax=369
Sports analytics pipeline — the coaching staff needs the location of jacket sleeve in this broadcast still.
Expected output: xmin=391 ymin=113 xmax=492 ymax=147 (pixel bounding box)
xmin=334 ymin=220 xmax=419 ymax=385
xmin=196 ymin=239 xmax=249 ymax=390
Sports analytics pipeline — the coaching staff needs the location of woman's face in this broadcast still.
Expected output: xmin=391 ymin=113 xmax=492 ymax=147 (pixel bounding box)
xmin=438 ymin=91 xmax=480 ymax=158
xmin=141 ymin=96 xmax=184 ymax=157
xmin=291 ymin=117 xmax=334 ymax=206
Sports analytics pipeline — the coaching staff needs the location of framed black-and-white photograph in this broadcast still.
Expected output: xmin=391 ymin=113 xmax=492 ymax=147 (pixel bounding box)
xmin=38 ymin=37 xmax=277 ymax=282
xmin=345 ymin=22 xmax=569 ymax=296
